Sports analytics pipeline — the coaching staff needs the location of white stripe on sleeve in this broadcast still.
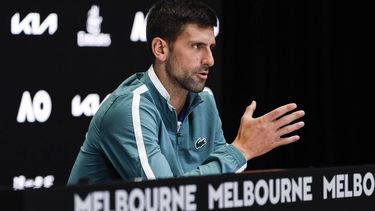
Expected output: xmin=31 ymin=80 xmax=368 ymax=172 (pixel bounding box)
xmin=132 ymin=85 xmax=156 ymax=180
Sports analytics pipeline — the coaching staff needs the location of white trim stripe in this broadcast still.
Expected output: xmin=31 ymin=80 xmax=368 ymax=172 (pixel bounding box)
xmin=203 ymin=87 xmax=214 ymax=95
xmin=148 ymin=65 xmax=170 ymax=101
xmin=132 ymin=85 xmax=156 ymax=180
xmin=133 ymin=84 xmax=148 ymax=95
xmin=147 ymin=65 xmax=174 ymax=110
xmin=235 ymin=163 xmax=247 ymax=173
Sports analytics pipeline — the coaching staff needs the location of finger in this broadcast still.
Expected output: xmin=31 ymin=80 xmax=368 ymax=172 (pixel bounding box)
xmin=263 ymin=103 xmax=297 ymax=121
xmin=245 ymin=100 xmax=257 ymax=118
xmin=275 ymin=110 xmax=305 ymax=129
xmin=278 ymin=135 xmax=301 ymax=146
xmin=277 ymin=121 xmax=305 ymax=137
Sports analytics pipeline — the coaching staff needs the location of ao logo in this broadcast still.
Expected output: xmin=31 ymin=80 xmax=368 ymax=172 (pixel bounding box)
xmin=17 ymin=90 xmax=52 ymax=123
xmin=11 ymin=13 xmax=58 ymax=35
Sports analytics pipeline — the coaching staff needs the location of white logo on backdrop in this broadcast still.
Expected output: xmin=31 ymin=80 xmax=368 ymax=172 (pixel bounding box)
xmin=13 ymin=175 xmax=54 ymax=190
xmin=17 ymin=90 xmax=52 ymax=123
xmin=77 ymin=5 xmax=111 ymax=47
xmin=130 ymin=11 xmax=147 ymax=42
xmin=71 ymin=93 xmax=110 ymax=117
xmin=11 ymin=12 xmax=58 ymax=35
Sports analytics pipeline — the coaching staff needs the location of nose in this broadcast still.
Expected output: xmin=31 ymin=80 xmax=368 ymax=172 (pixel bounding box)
xmin=203 ymin=48 xmax=215 ymax=67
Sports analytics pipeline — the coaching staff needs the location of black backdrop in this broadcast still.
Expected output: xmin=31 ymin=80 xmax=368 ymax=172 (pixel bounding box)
xmin=221 ymin=1 xmax=373 ymax=169
xmin=1 ymin=0 xmax=373 ymax=188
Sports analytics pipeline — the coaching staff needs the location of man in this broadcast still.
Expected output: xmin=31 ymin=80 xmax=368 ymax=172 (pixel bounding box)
xmin=67 ymin=0 xmax=305 ymax=185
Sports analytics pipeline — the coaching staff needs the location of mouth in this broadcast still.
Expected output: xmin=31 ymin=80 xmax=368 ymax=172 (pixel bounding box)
xmin=197 ymin=71 xmax=208 ymax=80
xmin=196 ymin=67 xmax=209 ymax=80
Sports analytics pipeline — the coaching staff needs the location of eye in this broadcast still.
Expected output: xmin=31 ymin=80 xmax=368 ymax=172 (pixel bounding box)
xmin=192 ymin=43 xmax=204 ymax=49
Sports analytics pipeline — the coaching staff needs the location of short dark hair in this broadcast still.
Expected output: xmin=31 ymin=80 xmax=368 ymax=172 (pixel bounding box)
xmin=146 ymin=0 xmax=217 ymax=52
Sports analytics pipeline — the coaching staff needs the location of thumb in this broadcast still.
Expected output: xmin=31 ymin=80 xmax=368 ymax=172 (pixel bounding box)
xmin=246 ymin=100 xmax=257 ymax=117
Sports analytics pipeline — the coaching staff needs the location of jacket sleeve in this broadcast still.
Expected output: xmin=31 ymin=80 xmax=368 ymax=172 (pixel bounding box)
xmin=182 ymin=144 xmax=247 ymax=177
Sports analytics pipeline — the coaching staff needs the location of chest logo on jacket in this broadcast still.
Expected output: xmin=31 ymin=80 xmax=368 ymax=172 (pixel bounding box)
xmin=195 ymin=137 xmax=207 ymax=149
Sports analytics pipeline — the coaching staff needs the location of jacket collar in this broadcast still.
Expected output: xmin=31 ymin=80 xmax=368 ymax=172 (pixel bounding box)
xmin=147 ymin=65 xmax=174 ymax=111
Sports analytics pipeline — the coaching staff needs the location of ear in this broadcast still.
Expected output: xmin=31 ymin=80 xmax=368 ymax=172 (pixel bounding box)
xmin=151 ymin=37 xmax=168 ymax=62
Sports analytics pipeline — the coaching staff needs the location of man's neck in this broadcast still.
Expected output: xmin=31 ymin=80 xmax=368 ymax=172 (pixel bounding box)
xmin=153 ymin=64 xmax=188 ymax=114
xmin=169 ymin=90 xmax=188 ymax=114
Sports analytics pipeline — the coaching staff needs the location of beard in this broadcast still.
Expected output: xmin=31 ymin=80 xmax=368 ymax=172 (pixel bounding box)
xmin=179 ymin=75 xmax=206 ymax=93
xmin=165 ymin=57 xmax=207 ymax=93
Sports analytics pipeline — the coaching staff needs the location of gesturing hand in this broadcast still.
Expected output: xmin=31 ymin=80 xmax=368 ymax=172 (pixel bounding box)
xmin=232 ymin=101 xmax=305 ymax=161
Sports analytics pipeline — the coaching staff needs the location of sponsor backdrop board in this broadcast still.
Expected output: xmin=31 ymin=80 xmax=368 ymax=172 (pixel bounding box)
xmin=0 ymin=0 xmax=223 ymax=188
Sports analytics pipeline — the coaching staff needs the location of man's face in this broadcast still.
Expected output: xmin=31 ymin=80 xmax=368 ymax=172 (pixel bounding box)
xmin=165 ymin=23 xmax=216 ymax=93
